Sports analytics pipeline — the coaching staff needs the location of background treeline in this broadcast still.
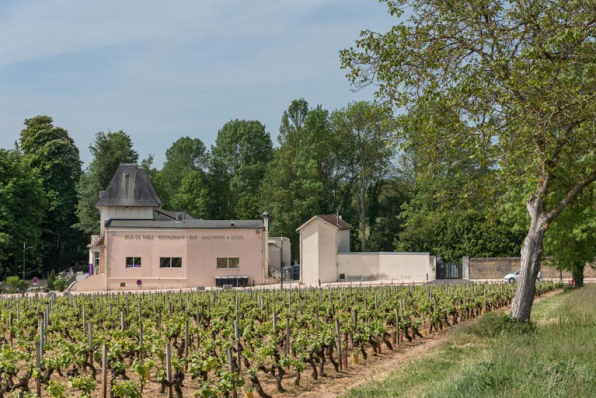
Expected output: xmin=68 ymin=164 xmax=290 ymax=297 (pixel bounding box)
xmin=0 ymin=99 xmax=525 ymax=278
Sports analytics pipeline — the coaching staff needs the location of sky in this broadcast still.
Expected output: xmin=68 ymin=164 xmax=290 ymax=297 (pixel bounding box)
xmin=0 ymin=0 xmax=394 ymax=167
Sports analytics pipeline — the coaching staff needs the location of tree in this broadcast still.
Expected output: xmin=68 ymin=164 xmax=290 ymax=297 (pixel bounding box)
xmin=341 ymin=0 xmax=596 ymax=322
xmin=366 ymin=177 xmax=410 ymax=252
xmin=545 ymin=188 xmax=596 ymax=288
xmin=332 ymin=102 xmax=394 ymax=251
xmin=211 ymin=120 xmax=273 ymax=219
xmin=157 ymin=137 xmax=209 ymax=206
xmin=0 ymin=149 xmax=45 ymax=279
xmin=19 ymin=116 xmax=85 ymax=272
xmin=262 ymin=100 xmax=357 ymax=260
xmin=170 ymin=170 xmax=214 ymax=218
xmin=47 ymin=269 xmax=56 ymax=290
xmin=76 ymin=131 xmax=138 ymax=234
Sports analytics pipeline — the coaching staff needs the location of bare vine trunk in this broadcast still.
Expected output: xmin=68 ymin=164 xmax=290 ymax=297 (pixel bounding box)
xmin=510 ymin=203 xmax=547 ymax=323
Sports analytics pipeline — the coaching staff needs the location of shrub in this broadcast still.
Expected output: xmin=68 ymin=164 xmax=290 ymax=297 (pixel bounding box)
xmin=468 ymin=313 xmax=536 ymax=338
xmin=54 ymin=277 xmax=68 ymax=292
xmin=4 ymin=276 xmax=29 ymax=293
xmin=47 ymin=269 xmax=56 ymax=290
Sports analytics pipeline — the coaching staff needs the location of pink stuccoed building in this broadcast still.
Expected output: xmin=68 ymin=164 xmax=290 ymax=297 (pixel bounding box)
xmin=76 ymin=164 xmax=268 ymax=291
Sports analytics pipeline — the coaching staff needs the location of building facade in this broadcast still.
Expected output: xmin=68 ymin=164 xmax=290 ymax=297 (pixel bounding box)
xmin=297 ymin=214 xmax=435 ymax=285
xmin=77 ymin=164 xmax=267 ymax=291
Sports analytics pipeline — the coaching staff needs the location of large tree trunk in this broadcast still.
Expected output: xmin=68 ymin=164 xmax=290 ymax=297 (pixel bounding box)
xmin=572 ymin=262 xmax=585 ymax=288
xmin=510 ymin=203 xmax=547 ymax=323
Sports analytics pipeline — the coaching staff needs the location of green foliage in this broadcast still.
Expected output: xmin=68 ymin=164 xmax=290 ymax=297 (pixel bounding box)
xmin=4 ymin=276 xmax=28 ymax=293
xmin=467 ymin=313 xmax=536 ymax=338
xmin=76 ymin=131 xmax=138 ymax=234
xmin=47 ymin=379 xmax=66 ymax=398
xmin=47 ymin=269 xmax=56 ymax=290
xmin=68 ymin=375 xmax=96 ymax=398
xmin=111 ymin=379 xmax=140 ymax=398
xmin=262 ymin=100 xmax=357 ymax=260
xmin=19 ymin=116 xmax=85 ymax=273
xmin=0 ymin=149 xmax=45 ymax=278
xmin=170 ymin=170 xmax=214 ymax=219
xmin=331 ymin=101 xmax=395 ymax=251
xmin=211 ymin=119 xmax=273 ymax=219
xmin=54 ymin=277 xmax=68 ymax=292
xmin=397 ymin=209 xmax=524 ymax=262
xmin=157 ymin=137 xmax=209 ymax=207
xmin=341 ymin=0 xmax=596 ymax=319
xmin=545 ymin=188 xmax=596 ymax=288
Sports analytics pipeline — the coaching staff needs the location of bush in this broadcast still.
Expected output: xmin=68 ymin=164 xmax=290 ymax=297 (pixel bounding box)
xmin=54 ymin=277 xmax=68 ymax=292
xmin=47 ymin=269 xmax=56 ymax=290
xmin=4 ymin=276 xmax=29 ymax=293
xmin=468 ymin=313 xmax=536 ymax=338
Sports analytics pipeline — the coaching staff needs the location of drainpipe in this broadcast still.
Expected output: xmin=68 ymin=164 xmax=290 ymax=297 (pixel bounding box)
xmin=263 ymin=212 xmax=270 ymax=283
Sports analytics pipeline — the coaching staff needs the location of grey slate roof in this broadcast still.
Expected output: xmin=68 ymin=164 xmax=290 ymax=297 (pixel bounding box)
xmin=96 ymin=164 xmax=164 ymax=207
xmin=105 ymin=219 xmax=265 ymax=230
xmin=154 ymin=208 xmax=196 ymax=221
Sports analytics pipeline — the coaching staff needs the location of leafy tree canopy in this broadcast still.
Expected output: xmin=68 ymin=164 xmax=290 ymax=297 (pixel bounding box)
xmin=341 ymin=0 xmax=596 ymax=321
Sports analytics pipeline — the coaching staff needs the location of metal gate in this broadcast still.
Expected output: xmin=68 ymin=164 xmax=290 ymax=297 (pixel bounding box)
xmin=436 ymin=258 xmax=462 ymax=279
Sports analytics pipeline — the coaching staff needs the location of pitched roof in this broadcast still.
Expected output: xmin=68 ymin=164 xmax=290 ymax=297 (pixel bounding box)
xmin=105 ymin=219 xmax=264 ymax=230
xmin=154 ymin=208 xmax=196 ymax=221
xmin=296 ymin=214 xmax=352 ymax=232
xmin=96 ymin=164 xmax=163 ymax=207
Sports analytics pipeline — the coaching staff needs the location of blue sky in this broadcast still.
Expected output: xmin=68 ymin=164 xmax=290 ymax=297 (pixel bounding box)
xmin=0 ymin=0 xmax=394 ymax=167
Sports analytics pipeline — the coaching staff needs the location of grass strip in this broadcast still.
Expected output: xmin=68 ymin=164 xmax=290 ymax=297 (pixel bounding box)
xmin=344 ymin=286 xmax=596 ymax=398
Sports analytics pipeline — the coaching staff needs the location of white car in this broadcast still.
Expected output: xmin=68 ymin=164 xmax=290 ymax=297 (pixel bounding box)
xmin=504 ymin=270 xmax=542 ymax=283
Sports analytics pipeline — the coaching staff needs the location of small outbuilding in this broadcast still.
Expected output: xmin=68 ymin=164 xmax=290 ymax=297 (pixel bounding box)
xmin=297 ymin=214 xmax=435 ymax=285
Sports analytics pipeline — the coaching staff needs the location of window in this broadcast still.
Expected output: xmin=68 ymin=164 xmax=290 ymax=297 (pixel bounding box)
xmin=160 ymin=257 xmax=182 ymax=268
xmin=216 ymin=258 xmax=239 ymax=269
xmin=126 ymin=257 xmax=141 ymax=268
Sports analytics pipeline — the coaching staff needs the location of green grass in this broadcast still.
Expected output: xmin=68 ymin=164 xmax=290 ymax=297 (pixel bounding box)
xmin=343 ymin=286 xmax=596 ymax=398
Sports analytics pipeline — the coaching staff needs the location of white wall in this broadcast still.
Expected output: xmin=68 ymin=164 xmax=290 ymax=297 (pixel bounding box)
xmin=338 ymin=252 xmax=434 ymax=282
xmin=268 ymin=237 xmax=291 ymax=272
xmin=318 ymin=222 xmax=339 ymax=283
xmin=300 ymin=221 xmax=320 ymax=285
xmin=338 ymin=230 xmax=350 ymax=252
xmin=378 ymin=253 xmax=434 ymax=282
xmin=337 ymin=253 xmax=379 ymax=281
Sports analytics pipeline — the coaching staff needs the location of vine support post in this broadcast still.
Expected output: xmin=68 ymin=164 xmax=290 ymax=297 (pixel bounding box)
xmin=139 ymin=322 xmax=144 ymax=361
xmin=88 ymin=323 xmax=94 ymax=362
xmin=101 ymin=343 xmax=108 ymax=398
xmin=184 ymin=319 xmax=189 ymax=370
xmin=166 ymin=343 xmax=173 ymax=398
xmin=35 ymin=341 xmax=41 ymax=397
xmin=335 ymin=318 xmax=343 ymax=370
xmin=285 ymin=317 xmax=291 ymax=356
xmin=234 ymin=319 xmax=241 ymax=371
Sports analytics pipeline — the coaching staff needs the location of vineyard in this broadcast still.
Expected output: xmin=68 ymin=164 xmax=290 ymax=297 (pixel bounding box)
xmin=0 ymin=281 xmax=562 ymax=398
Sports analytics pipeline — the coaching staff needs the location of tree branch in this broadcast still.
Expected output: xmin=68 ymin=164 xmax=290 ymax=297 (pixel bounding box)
xmin=546 ymin=171 xmax=596 ymax=223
